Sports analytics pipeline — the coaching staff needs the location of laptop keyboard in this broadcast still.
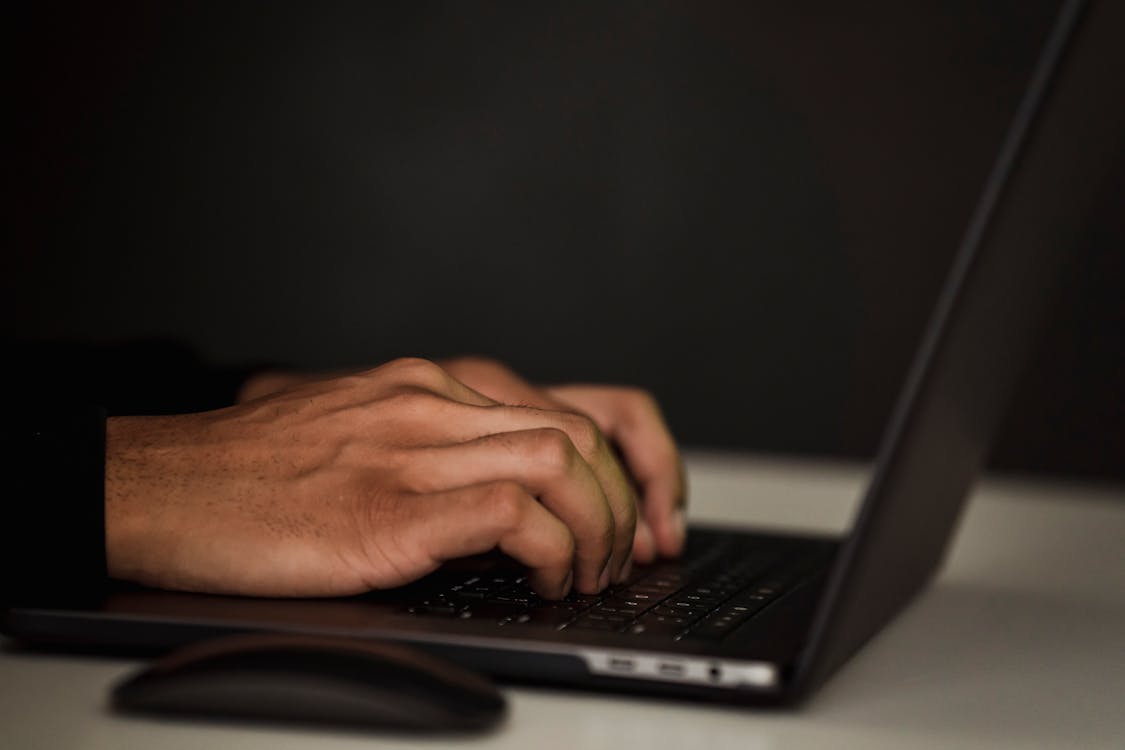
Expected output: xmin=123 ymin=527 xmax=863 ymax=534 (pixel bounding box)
xmin=404 ymin=534 xmax=828 ymax=642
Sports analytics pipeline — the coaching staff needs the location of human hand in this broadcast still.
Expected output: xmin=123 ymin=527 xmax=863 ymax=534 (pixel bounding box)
xmin=438 ymin=357 xmax=686 ymax=565
xmin=106 ymin=358 xmax=637 ymax=599
xmin=236 ymin=356 xmax=686 ymax=563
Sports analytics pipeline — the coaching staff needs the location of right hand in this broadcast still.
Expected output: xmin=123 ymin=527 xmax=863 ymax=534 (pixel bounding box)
xmin=105 ymin=358 xmax=637 ymax=600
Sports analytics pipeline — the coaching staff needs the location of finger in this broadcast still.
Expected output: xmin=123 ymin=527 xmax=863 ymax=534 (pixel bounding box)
xmin=396 ymin=430 xmax=615 ymax=594
xmin=438 ymin=404 xmax=638 ymax=584
xmin=547 ymin=386 xmax=687 ymax=557
xmin=369 ymin=357 xmax=499 ymax=407
xmin=407 ymin=481 xmax=577 ymax=599
xmin=437 ymin=363 xmax=639 ymax=581
xmin=440 ymin=357 xmax=558 ymax=408
xmin=633 ymin=517 xmax=657 ymax=564
xmin=274 ymin=359 xmax=500 ymax=418
xmin=433 ymin=360 xmax=643 ymax=579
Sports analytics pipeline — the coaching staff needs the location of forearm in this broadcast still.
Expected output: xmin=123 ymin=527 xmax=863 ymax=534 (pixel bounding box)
xmin=3 ymin=354 xmax=679 ymax=604
xmin=1 ymin=338 xmax=266 ymax=608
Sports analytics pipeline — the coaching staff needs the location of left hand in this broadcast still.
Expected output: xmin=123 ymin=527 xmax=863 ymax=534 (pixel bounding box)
xmin=436 ymin=358 xmax=686 ymax=564
xmin=238 ymin=357 xmax=687 ymax=564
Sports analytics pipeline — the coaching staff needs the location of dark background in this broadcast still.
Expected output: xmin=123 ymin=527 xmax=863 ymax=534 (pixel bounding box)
xmin=9 ymin=1 xmax=1124 ymax=478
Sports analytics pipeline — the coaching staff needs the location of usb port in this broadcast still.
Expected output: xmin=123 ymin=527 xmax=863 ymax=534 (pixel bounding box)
xmin=607 ymin=656 xmax=634 ymax=672
xmin=658 ymin=662 xmax=685 ymax=677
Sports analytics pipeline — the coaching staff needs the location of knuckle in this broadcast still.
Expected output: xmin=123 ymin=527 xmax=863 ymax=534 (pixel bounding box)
xmin=484 ymin=481 xmax=530 ymax=531
xmin=525 ymin=428 xmax=579 ymax=474
xmin=564 ymin=413 xmax=603 ymax=457
xmin=628 ymin=387 xmax=660 ymax=413
xmin=385 ymin=357 xmax=449 ymax=390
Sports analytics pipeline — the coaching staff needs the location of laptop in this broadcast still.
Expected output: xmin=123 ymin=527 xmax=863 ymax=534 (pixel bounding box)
xmin=4 ymin=0 xmax=1122 ymax=706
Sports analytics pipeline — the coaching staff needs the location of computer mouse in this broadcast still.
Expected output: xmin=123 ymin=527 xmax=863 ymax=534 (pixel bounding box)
xmin=111 ymin=633 xmax=507 ymax=733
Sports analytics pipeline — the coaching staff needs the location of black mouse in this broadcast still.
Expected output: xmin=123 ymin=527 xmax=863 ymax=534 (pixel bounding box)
xmin=111 ymin=633 xmax=507 ymax=733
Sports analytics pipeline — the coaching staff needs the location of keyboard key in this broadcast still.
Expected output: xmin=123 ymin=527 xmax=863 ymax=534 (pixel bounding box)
xmin=562 ymin=592 xmax=603 ymax=605
xmin=632 ymin=613 xmax=690 ymax=636
xmin=623 ymin=585 xmax=674 ymax=597
xmin=459 ymin=587 xmax=493 ymax=599
xmin=722 ymin=603 xmax=764 ymax=616
xmin=458 ymin=602 xmax=528 ymax=622
xmin=728 ymin=591 xmax=773 ymax=608
xmin=406 ymin=596 xmax=463 ymax=615
xmin=507 ymin=609 xmax=577 ymax=628
xmin=603 ymin=597 xmax=656 ymax=614
xmin=666 ymin=599 xmax=714 ymax=614
xmin=487 ymin=594 xmax=524 ymax=604
xmin=681 ymin=601 xmax=770 ymax=641
xmin=650 ymin=604 xmax=695 ymax=618
xmin=592 ymin=605 xmax=630 ymax=615
xmin=641 ymin=612 xmax=690 ymax=625
xmin=584 ymin=611 xmax=631 ymax=624
xmin=569 ymin=616 xmax=622 ymax=631
xmin=679 ymin=594 xmax=721 ymax=607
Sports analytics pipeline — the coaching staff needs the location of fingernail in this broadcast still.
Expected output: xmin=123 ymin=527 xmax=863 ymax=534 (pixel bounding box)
xmin=673 ymin=509 xmax=687 ymax=545
xmin=598 ymin=560 xmax=612 ymax=591
xmin=561 ymin=571 xmax=574 ymax=599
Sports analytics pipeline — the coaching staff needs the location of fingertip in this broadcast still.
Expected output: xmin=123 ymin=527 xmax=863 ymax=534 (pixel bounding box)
xmin=672 ymin=507 xmax=686 ymax=549
xmin=574 ymin=560 xmax=607 ymax=595
xmin=632 ymin=520 xmax=656 ymax=563
xmin=649 ymin=506 xmax=687 ymax=558
xmin=529 ymin=568 xmax=574 ymax=601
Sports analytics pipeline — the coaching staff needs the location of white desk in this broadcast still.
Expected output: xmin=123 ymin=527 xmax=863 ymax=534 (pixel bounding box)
xmin=4 ymin=452 xmax=1124 ymax=750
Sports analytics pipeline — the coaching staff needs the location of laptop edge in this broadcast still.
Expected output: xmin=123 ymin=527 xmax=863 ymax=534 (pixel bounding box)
xmin=795 ymin=0 xmax=1124 ymax=701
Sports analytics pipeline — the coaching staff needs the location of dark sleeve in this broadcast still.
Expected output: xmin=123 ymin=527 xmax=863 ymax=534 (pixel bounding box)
xmin=1 ymin=339 xmax=270 ymax=608
xmin=2 ymin=405 xmax=107 ymax=607
xmin=8 ymin=339 xmax=266 ymax=416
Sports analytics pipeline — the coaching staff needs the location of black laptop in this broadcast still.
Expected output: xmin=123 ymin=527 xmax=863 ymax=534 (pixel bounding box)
xmin=4 ymin=0 xmax=1122 ymax=706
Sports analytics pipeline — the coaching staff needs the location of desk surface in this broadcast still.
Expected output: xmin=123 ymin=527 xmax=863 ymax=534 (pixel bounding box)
xmin=4 ymin=452 xmax=1124 ymax=750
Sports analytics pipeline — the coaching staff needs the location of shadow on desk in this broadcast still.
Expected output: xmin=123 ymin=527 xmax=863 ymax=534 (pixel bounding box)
xmin=812 ymin=581 xmax=1123 ymax=747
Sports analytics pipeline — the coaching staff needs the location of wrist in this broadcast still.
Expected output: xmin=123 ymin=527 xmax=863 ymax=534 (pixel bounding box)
xmin=104 ymin=414 xmax=199 ymax=584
